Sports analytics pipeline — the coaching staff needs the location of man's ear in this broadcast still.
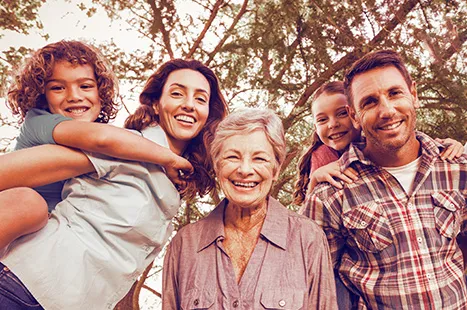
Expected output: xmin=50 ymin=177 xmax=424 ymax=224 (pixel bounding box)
xmin=346 ymin=105 xmax=361 ymax=130
xmin=410 ymin=81 xmax=420 ymax=109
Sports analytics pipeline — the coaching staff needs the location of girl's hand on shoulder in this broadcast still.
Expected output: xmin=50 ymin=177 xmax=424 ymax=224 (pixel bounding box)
xmin=436 ymin=138 xmax=464 ymax=160
xmin=310 ymin=162 xmax=358 ymax=189
xmin=164 ymin=156 xmax=194 ymax=190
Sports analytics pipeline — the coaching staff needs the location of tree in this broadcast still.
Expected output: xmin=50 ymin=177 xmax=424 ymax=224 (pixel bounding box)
xmin=2 ymin=0 xmax=467 ymax=308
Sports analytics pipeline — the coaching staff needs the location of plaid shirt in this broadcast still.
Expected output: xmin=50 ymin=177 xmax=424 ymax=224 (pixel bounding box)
xmin=301 ymin=132 xmax=467 ymax=309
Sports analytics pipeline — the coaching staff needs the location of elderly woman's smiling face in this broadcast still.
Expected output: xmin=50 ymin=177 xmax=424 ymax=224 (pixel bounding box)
xmin=217 ymin=130 xmax=277 ymax=210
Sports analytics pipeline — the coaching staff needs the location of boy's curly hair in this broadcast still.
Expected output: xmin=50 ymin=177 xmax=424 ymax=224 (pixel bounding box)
xmin=7 ymin=40 xmax=119 ymax=123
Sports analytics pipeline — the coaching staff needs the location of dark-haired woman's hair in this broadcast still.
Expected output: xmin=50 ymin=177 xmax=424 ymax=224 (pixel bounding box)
xmin=125 ymin=59 xmax=229 ymax=200
xmin=293 ymin=81 xmax=344 ymax=205
xmin=7 ymin=40 xmax=119 ymax=123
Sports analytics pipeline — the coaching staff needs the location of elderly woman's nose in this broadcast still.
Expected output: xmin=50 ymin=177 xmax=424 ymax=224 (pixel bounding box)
xmin=237 ymin=158 xmax=254 ymax=175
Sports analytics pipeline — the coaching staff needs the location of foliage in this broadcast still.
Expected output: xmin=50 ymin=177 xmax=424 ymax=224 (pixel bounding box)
xmin=2 ymin=0 xmax=467 ymax=307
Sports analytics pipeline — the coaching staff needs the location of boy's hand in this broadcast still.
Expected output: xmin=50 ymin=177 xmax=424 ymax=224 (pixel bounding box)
xmin=436 ymin=138 xmax=464 ymax=160
xmin=164 ymin=156 xmax=193 ymax=190
xmin=310 ymin=162 xmax=358 ymax=190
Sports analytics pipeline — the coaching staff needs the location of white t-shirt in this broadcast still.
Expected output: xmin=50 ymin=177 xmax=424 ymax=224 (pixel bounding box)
xmin=383 ymin=156 xmax=422 ymax=194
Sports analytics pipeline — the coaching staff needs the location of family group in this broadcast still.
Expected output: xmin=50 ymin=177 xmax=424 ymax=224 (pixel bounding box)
xmin=0 ymin=40 xmax=466 ymax=310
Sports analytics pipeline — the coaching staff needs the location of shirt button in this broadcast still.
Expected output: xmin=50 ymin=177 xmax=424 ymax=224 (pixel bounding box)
xmin=279 ymin=299 xmax=286 ymax=307
xmin=360 ymin=221 xmax=366 ymax=227
xmin=407 ymin=203 xmax=414 ymax=210
xmin=193 ymin=298 xmax=199 ymax=306
xmin=233 ymin=300 xmax=239 ymax=308
xmin=417 ymin=237 xmax=422 ymax=243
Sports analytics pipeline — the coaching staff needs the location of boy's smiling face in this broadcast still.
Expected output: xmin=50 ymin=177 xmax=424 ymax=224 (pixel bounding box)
xmin=45 ymin=60 xmax=101 ymax=122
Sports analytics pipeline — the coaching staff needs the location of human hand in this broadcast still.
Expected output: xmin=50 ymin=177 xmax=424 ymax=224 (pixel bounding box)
xmin=436 ymin=138 xmax=464 ymax=160
xmin=164 ymin=156 xmax=194 ymax=190
xmin=310 ymin=162 xmax=358 ymax=189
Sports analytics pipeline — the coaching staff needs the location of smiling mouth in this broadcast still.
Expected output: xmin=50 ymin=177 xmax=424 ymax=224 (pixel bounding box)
xmin=328 ymin=132 xmax=347 ymax=140
xmin=65 ymin=107 xmax=90 ymax=114
xmin=379 ymin=121 xmax=402 ymax=131
xmin=232 ymin=181 xmax=258 ymax=188
xmin=175 ymin=115 xmax=196 ymax=124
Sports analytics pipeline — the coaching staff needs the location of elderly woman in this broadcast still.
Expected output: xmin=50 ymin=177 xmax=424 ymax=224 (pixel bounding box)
xmin=162 ymin=108 xmax=337 ymax=309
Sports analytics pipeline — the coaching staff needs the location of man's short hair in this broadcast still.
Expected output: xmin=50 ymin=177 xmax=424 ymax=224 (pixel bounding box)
xmin=344 ymin=49 xmax=413 ymax=107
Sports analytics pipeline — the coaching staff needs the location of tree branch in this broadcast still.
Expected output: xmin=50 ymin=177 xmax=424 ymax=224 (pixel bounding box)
xmin=186 ymin=0 xmax=223 ymax=58
xmin=147 ymin=0 xmax=174 ymax=59
xmin=206 ymin=0 xmax=249 ymax=65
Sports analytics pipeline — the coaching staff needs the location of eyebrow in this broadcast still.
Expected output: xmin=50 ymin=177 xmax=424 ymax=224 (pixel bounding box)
xmin=170 ymin=83 xmax=210 ymax=94
xmin=46 ymin=77 xmax=96 ymax=83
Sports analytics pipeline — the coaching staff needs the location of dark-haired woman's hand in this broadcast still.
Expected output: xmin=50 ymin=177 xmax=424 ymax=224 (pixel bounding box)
xmin=164 ymin=156 xmax=193 ymax=190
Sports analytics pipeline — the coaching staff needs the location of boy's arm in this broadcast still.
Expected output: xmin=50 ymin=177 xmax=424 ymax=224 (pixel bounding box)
xmin=53 ymin=121 xmax=193 ymax=182
xmin=0 ymin=144 xmax=94 ymax=191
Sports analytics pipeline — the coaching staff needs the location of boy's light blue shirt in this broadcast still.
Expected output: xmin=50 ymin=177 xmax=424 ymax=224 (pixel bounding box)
xmin=15 ymin=108 xmax=72 ymax=211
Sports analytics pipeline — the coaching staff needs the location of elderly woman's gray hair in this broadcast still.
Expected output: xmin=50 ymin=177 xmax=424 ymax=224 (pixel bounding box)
xmin=210 ymin=108 xmax=286 ymax=174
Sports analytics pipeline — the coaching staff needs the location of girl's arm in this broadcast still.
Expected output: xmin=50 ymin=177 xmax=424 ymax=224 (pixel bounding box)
xmin=0 ymin=144 xmax=94 ymax=191
xmin=436 ymin=138 xmax=465 ymax=160
xmin=53 ymin=121 xmax=193 ymax=185
xmin=308 ymin=161 xmax=358 ymax=192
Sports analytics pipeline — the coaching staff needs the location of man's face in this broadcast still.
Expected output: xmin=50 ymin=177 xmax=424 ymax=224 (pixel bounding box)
xmin=348 ymin=66 xmax=419 ymax=157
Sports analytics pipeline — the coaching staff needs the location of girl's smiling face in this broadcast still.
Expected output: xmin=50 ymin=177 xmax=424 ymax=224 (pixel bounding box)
xmin=312 ymin=92 xmax=360 ymax=152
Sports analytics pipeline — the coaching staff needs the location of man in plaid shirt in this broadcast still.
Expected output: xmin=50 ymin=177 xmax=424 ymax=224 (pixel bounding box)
xmin=301 ymin=49 xmax=467 ymax=309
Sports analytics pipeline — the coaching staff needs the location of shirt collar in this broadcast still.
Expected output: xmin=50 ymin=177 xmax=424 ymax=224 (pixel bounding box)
xmin=340 ymin=131 xmax=444 ymax=170
xmin=197 ymin=197 xmax=289 ymax=252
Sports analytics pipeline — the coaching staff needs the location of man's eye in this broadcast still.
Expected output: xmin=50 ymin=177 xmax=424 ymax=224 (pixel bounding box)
xmin=50 ymin=86 xmax=63 ymax=91
xmin=316 ymin=118 xmax=327 ymax=123
xmin=362 ymin=98 xmax=376 ymax=108
xmin=81 ymin=84 xmax=95 ymax=89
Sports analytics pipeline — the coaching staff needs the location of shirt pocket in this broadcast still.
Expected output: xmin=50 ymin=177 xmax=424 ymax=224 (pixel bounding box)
xmin=181 ymin=288 xmax=215 ymax=310
xmin=260 ymin=289 xmax=304 ymax=309
xmin=342 ymin=202 xmax=393 ymax=253
xmin=432 ymin=191 xmax=463 ymax=239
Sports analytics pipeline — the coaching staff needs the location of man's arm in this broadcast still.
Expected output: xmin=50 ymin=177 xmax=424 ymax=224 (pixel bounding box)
xmin=0 ymin=144 xmax=94 ymax=191
xmin=300 ymin=190 xmax=346 ymax=268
